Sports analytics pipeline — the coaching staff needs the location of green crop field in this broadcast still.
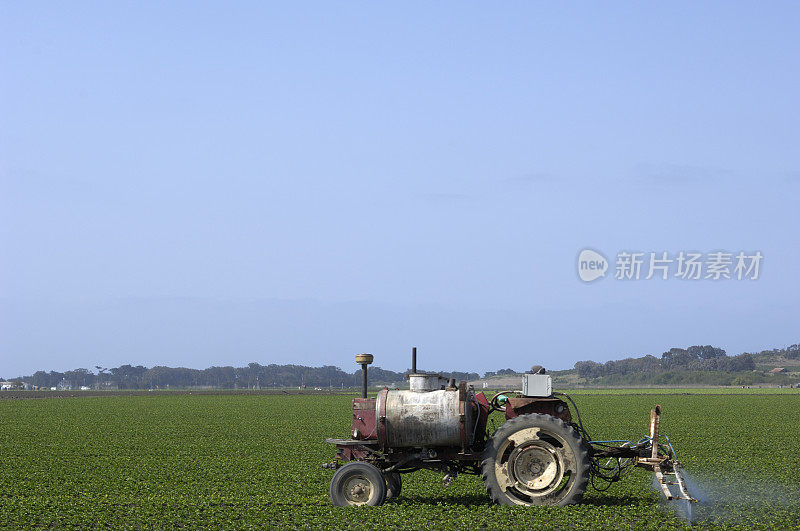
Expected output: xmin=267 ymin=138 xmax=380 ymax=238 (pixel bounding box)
xmin=1 ymin=392 xmax=799 ymax=529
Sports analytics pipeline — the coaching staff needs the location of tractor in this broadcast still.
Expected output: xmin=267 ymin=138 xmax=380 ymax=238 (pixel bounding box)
xmin=323 ymin=349 xmax=695 ymax=518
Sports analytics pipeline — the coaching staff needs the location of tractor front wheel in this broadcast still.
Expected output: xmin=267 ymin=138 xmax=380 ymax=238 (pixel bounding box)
xmin=329 ymin=462 xmax=387 ymax=507
xmin=481 ymin=413 xmax=589 ymax=506
xmin=384 ymin=471 xmax=402 ymax=499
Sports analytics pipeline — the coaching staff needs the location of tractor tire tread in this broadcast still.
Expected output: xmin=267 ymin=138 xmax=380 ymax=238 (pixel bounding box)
xmin=481 ymin=413 xmax=590 ymax=506
xmin=385 ymin=471 xmax=402 ymax=500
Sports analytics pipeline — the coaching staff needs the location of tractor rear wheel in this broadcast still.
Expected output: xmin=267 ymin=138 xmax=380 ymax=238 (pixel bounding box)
xmin=329 ymin=462 xmax=387 ymax=507
xmin=384 ymin=471 xmax=402 ymax=499
xmin=481 ymin=413 xmax=589 ymax=506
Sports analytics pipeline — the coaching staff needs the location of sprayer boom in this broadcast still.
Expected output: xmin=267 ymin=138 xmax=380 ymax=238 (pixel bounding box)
xmin=634 ymin=406 xmax=698 ymax=519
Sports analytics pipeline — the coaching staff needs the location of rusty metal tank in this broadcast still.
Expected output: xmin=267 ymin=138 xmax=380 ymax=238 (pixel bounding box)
xmin=376 ymin=386 xmax=476 ymax=448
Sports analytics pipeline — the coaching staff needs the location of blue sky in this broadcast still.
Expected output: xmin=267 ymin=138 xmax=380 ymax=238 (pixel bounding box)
xmin=2 ymin=2 xmax=799 ymax=377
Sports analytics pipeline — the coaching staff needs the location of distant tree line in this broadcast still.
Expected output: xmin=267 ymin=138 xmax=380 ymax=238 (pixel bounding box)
xmin=573 ymin=344 xmax=800 ymax=380
xmin=5 ymin=343 xmax=797 ymax=390
xmin=2 ymin=363 xmax=480 ymax=390
xmin=482 ymin=368 xmax=519 ymax=378
xmin=580 ymin=369 xmax=795 ymax=388
xmin=745 ymin=344 xmax=800 ymax=360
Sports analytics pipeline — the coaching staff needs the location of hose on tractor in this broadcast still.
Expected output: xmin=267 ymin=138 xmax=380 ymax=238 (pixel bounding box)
xmin=554 ymin=392 xmax=624 ymax=489
xmin=482 ymin=390 xmax=689 ymax=497
xmin=554 ymin=392 xmax=674 ymax=492
xmin=488 ymin=390 xmax=516 ymax=412
xmin=553 ymin=392 xmax=592 ymax=440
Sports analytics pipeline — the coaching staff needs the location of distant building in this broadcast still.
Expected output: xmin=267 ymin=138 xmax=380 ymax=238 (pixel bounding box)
xmin=0 ymin=381 xmax=33 ymax=390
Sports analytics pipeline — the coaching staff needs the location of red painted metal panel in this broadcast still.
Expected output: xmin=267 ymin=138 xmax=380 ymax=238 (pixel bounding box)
xmin=473 ymin=392 xmax=491 ymax=444
xmin=351 ymin=398 xmax=377 ymax=439
xmin=505 ymin=397 xmax=572 ymax=423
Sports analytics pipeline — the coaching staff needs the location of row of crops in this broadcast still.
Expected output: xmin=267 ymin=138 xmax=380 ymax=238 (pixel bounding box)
xmin=1 ymin=392 xmax=798 ymax=528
